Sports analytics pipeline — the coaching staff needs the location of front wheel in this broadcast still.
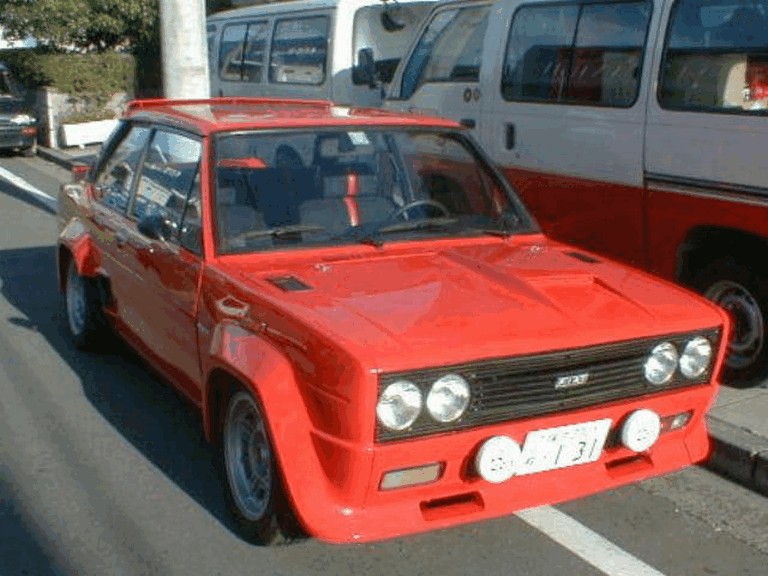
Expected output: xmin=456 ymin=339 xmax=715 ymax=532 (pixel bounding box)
xmin=221 ymin=387 xmax=301 ymax=545
xmin=690 ymin=257 xmax=768 ymax=383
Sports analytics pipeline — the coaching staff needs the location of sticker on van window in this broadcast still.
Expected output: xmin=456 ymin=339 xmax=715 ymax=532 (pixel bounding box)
xmin=348 ymin=131 xmax=371 ymax=145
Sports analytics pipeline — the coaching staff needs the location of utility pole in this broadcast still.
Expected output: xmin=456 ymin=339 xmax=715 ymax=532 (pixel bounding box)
xmin=160 ymin=0 xmax=210 ymax=98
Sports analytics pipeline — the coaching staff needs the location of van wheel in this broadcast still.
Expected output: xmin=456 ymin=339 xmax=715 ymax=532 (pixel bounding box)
xmin=220 ymin=387 xmax=302 ymax=545
xmin=690 ymin=257 xmax=768 ymax=383
xmin=64 ymin=259 xmax=106 ymax=350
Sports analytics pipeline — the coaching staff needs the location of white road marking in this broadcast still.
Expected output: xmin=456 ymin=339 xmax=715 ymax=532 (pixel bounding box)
xmin=0 ymin=166 xmax=57 ymax=210
xmin=517 ymin=506 xmax=667 ymax=576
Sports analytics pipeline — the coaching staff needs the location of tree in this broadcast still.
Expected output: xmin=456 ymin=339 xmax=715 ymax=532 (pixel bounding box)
xmin=0 ymin=0 xmax=233 ymax=53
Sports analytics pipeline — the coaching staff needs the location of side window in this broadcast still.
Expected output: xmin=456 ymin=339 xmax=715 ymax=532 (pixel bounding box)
xmin=207 ymin=24 xmax=217 ymax=74
xmin=501 ymin=1 xmax=651 ymax=107
xmin=180 ymin=171 xmax=203 ymax=254
xmin=93 ymin=125 xmax=151 ymax=212
xmin=660 ymin=0 xmax=768 ymax=113
xmin=269 ymin=16 xmax=329 ymax=85
xmin=243 ymin=21 xmax=269 ymax=82
xmin=400 ymin=6 xmax=490 ymax=99
xmin=219 ymin=23 xmax=247 ymax=81
xmin=132 ymin=130 xmax=202 ymax=248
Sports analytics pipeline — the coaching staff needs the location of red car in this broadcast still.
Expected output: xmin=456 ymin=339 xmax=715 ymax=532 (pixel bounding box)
xmin=57 ymin=97 xmax=729 ymax=545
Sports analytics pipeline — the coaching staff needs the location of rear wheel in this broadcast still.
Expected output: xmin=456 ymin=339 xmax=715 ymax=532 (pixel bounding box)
xmin=690 ymin=257 xmax=768 ymax=383
xmin=64 ymin=259 xmax=106 ymax=350
xmin=220 ymin=387 xmax=301 ymax=545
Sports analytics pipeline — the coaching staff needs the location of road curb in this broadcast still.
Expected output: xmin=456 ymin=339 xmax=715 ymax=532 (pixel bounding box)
xmin=705 ymin=416 xmax=768 ymax=496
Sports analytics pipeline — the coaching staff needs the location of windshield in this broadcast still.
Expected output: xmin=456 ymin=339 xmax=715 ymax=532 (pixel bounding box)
xmin=213 ymin=128 xmax=534 ymax=254
xmin=353 ymin=3 xmax=434 ymax=83
xmin=0 ymin=72 xmax=18 ymax=98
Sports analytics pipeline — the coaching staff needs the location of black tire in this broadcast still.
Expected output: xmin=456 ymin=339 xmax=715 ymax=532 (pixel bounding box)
xmin=63 ymin=259 xmax=107 ymax=350
xmin=689 ymin=256 xmax=768 ymax=384
xmin=220 ymin=386 xmax=303 ymax=545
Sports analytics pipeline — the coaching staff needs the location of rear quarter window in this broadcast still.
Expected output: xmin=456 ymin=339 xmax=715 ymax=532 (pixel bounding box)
xmin=659 ymin=0 xmax=768 ymax=114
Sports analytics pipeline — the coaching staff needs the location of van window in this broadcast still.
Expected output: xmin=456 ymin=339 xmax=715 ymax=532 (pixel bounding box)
xmin=659 ymin=0 xmax=768 ymax=113
xmin=220 ymin=24 xmax=247 ymax=81
xmin=352 ymin=2 xmax=435 ymax=84
xmin=501 ymin=0 xmax=651 ymax=107
xmin=219 ymin=22 xmax=269 ymax=83
xmin=243 ymin=21 xmax=270 ymax=82
xmin=399 ymin=5 xmax=490 ymax=99
xmin=269 ymin=16 xmax=329 ymax=85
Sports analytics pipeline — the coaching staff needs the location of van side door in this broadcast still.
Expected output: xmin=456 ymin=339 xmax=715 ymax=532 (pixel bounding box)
xmin=387 ymin=2 xmax=492 ymax=132
xmin=483 ymin=0 xmax=657 ymax=266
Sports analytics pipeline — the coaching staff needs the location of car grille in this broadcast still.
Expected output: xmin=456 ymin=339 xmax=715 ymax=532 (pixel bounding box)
xmin=376 ymin=329 xmax=721 ymax=442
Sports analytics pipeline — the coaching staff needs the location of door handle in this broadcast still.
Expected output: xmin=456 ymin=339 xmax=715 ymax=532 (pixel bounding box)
xmin=459 ymin=118 xmax=476 ymax=128
xmin=115 ymin=231 xmax=127 ymax=248
xmin=216 ymin=297 xmax=250 ymax=319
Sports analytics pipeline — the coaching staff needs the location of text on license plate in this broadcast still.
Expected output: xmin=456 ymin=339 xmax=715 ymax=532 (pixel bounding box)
xmin=516 ymin=418 xmax=613 ymax=476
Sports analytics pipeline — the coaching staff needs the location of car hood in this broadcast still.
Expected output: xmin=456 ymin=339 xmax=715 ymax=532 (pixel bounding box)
xmin=228 ymin=239 xmax=722 ymax=370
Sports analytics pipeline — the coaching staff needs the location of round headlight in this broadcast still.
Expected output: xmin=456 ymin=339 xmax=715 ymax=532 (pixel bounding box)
xmin=680 ymin=336 xmax=712 ymax=379
xmin=377 ymin=380 xmax=422 ymax=431
xmin=644 ymin=342 xmax=678 ymax=385
xmin=426 ymin=373 xmax=471 ymax=423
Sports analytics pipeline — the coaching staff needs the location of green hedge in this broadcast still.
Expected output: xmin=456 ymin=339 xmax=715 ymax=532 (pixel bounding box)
xmin=0 ymin=50 xmax=140 ymax=122
xmin=1 ymin=50 xmax=135 ymax=94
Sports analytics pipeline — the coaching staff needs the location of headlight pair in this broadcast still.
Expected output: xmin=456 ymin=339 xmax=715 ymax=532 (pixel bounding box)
xmin=377 ymin=374 xmax=470 ymax=432
xmin=644 ymin=336 xmax=712 ymax=385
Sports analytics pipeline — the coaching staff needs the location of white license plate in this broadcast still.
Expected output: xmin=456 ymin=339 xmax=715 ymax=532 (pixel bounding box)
xmin=516 ymin=418 xmax=613 ymax=476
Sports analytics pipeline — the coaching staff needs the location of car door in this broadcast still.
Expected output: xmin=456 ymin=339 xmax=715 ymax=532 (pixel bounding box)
xmin=387 ymin=2 xmax=491 ymax=133
xmin=122 ymin=128 xmax=205 ymax=401
xmin=87 ymin=122 xmax=152 ymax=334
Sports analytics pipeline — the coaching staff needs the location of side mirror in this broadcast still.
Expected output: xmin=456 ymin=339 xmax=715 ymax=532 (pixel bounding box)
xmin=381 ymin=6 xmax=405 ymax=31
xmin=353 ymin=47 xmax=378 ymax=88
xmin=137 ymin=212 xmax=173 ymax=241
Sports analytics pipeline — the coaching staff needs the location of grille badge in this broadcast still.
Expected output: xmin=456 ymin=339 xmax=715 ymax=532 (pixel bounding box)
xmin=554 ymin=372 xmax=590 ymax=390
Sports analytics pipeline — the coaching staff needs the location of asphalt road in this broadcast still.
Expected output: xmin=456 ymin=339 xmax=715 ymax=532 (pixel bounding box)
xmin=1 ymin=153 xmax=767 ymax=576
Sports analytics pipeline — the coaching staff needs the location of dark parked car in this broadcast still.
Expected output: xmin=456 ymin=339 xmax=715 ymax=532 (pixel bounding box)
xmin=0 ymin=62 xmax=37 ymax=157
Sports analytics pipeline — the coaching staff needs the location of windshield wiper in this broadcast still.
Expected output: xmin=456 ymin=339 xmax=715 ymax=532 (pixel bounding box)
xmin=237 ymin=224 xmax=326 ymax=240
xmin=377 ymin=216 xmax=459 ymax=234
xmin=482 ymin=212 xmax=522 ymax=238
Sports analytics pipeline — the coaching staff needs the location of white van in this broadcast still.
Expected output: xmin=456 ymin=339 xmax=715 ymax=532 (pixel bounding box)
xmin=386 ymin=0 xmax=768 ymax=381
xmin=207 ymin=0 xmax=435 ymax=106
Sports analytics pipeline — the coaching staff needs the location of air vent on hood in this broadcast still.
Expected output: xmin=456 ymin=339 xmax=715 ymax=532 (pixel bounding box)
xmin=565 ymin=251 xmax=601 ymax=264
xmin=267 ymin=275 xmax=312 ymax=292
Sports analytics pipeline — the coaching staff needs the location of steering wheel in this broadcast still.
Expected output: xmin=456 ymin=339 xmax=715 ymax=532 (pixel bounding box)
xmin=390 ymin=199 xmax=450 ymax=221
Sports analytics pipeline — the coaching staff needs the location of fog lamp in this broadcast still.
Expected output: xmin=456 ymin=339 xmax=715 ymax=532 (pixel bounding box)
xmin=475 ymin=435 xmax=522 ymax=484
xmin=380 ymin=463 xmax=443 ymax=490
xmin=620 ymin=409 xmax=661 ymax=452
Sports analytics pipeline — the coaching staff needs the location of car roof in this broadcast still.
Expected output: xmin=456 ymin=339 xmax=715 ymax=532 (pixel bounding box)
xmin=125 ymin=97 xmax=463 ymax=135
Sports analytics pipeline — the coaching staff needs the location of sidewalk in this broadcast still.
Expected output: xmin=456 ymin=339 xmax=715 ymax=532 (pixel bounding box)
xmin=36 ymin=144 xmax=768 ymax=498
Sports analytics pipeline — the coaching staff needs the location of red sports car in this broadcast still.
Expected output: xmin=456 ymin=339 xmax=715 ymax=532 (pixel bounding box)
xmin=57 ymin=97 xmax=729 ymax=545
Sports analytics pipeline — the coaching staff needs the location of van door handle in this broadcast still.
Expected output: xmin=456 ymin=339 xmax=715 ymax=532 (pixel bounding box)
xmin=506 ymin=124 xmax=516 ymax=150
xmin=115 ymin=231 xmax=127 ymax=248
xmin=459 ymin=118 xmax=476 ymax=128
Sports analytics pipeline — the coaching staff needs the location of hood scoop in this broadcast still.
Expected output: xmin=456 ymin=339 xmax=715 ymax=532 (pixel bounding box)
xmin=565 ymin=250 xmax=601 ymax=264
xmin=267 ymin=275 xmax=312 ymax=292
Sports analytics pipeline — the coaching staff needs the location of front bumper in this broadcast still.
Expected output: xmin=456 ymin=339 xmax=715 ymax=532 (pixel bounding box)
xmin=289 ymin=385 xmax=714 ymax=543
